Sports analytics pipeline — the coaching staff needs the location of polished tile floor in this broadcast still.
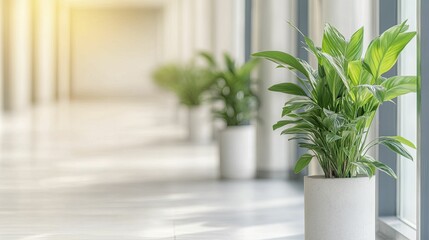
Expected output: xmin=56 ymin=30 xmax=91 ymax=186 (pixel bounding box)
xmin=0 ymin=99 xmax=307 ymax=240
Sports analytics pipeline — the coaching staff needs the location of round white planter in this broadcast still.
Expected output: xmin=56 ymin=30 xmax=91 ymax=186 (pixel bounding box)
xmin=219 ymin=125 xmax=255 ymax=179
xmin=304 ymin=176 xmax=376 ymax=240
xmin=188 ymin=105 xmax=212 ymax=144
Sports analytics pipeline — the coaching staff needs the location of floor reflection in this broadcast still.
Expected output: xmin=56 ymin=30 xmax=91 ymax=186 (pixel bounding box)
xmin=0 ymin=99 xmax=305 ymax=240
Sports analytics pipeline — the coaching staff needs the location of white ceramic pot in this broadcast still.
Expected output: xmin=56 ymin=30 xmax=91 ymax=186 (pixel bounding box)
xmin=188 ymin=105 xmax=212 ymax=144
xmin=304 ymin=176 xmax=376 ymax=240
xmin=219 ymin=125 xmax=255 ymax=179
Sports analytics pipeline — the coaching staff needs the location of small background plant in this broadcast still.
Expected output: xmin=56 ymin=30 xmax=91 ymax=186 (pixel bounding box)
xmin=152 ymin=63 xmax=215 ymax=107
xmin=254 ymin=21 xmax=417 ymax=178
xmin=200 ymin=52 xmax=259 ymax=126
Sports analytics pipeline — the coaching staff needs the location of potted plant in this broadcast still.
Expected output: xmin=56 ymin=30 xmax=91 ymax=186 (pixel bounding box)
xmin=201 ymin=53 xmax=260 ymax=179
xmin=152 ymin=63 xmax=215 ymax=144
xmin=254 ymin=21 xmax=416 ymax=240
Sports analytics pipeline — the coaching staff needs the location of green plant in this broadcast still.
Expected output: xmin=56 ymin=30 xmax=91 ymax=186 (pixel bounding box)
xmin=201 ymin=52 xmax=259 ymax=126
xmin=253 ymin=21 xmax=417 ymax=178
xmin=152 ymin=63 xmax=215 ymax=107
xmin=152 ymin=63 xmax=181 ymax=90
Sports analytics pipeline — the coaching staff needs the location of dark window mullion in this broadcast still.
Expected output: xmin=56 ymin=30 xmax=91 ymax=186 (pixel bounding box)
xmin=417 ymin=0 xmax=429 ymax=238
xmin=244 ymin=0 xmax=252 ymax=62
xmin=378 ymin=0 xmax=399 ymax=217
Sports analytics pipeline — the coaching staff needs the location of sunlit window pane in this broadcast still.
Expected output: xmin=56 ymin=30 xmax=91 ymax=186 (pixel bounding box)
xmin=398 ymin=0 xmax=417 ymax=227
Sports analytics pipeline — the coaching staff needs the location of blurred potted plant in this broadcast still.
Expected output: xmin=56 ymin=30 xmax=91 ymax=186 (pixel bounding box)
xmin=202 ymin=53 xmax=259 ymax=179
xmin=152 ymin=63 xmax=215 ymax=143
xmin=254 ymin=21 xmax=416 ymax=240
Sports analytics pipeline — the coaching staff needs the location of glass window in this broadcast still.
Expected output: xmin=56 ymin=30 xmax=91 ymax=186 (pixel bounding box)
xmin=398 ymin=0 xmax=417 ymax=228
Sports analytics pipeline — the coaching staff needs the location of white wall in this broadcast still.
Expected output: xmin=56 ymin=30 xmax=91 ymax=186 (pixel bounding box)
xmin=71 ymin=8 xmax=163 ymax=99
xmin=33 ymin=0 xmax=56 ymax=104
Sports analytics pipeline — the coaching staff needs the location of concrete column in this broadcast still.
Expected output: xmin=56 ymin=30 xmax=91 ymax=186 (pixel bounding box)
xmin=309 ymin=0 xmax=377 ymax=51
xmin=0 ymin=0 xmax=4 ymax=109
xmin=308 ymin=0 xmax=377 ymax=175
xmin=33 ymin=0 xmax=56 ymax=104
xmin=194 ymin=0 xmax=212 ymax=53
xmin=254 ymin=0 xmax=297 ymax=178
xmin=210 ymin=0 xmax=246 ymax=140
xmin=212 ymin=0 xmax=245 ymax=63
xmin=179 ymin=0 xmax=195 ymax=61
xmin=3 ymin=0 xmax=32 ymax=111
xmin=233 ymin=0 xmax=246 ymax=64
xmin=57 ymin=0 xmax=71 ymax=101
xmin=163 ymin=0 xmax=213 ymax=62
xmin=162 ymin=1 xmax=180 ymax=62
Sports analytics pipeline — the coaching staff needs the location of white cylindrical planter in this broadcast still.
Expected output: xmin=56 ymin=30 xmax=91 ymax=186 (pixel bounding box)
xmin=304 ymin=176 xmax=376 ymax=240
xmin=219 ymin=125 xmax=256 ymax=179
xmin=188 ymin=105 xmax=212 ymax=144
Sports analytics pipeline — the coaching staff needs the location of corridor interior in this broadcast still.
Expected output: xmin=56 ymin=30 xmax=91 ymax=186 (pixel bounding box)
xmin=0 ymin=98 xmax=305 ymax=239
xmin=0 ymin=0 xmax=412 ymax=239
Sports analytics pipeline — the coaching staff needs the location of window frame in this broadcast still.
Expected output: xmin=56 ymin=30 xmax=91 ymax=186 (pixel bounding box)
xmin=378 ymin=0 xmax=400 ymax=219
xmin=378 ymin=0 xmax=429 ymax=239
xmin=397 ymin=0 xmax=418 ymax=228
xmin=417 ymin=0 xmax=429 ymax=238
xmin=244 ymin=0 xmax=252 ymax=62
xmin=378 ymin=0 xmax=416 ymax=238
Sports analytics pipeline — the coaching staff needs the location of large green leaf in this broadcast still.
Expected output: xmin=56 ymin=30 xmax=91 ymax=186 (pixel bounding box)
xmin=281 ymin=123 xmax=313 ymax=135
xmin=326 ymin=133 xmax=342 ymax=143
xmin=381 ymin=76 xmax=417 ymax=101
xmin=352 ymin=161 xmax=376 ymax=177
xmin=323 ymin=109 xmax=346 ymax=131
xmin=357 ymin=84 xmax=386 ymax=103
xmin=320 ymin=52 xmax=349 ymax=90
xmin=273 ymin=120 xmax=299 ymax=130
xmin=347 ymin=60 xmax=363 ymax=86
xmin=346 ymin=27 xmax=364 ymax=61
xmin=299 ymin=60 xmax=317 ymax=86
xmin=238 ymin=58 xmax=260 ymax=77
xmin=282 ymin=99 xmax=313 ymax=116
xmin=322 ymin=24 xmax=347 ymax=57
xmin=324 ymin=66 xmax=342 ymax=100
xmin=294 ymin=154 xmax=313 ymax=173
xmin=199 ymin=51 xmax=217 ymax=67
xmin=224 ymin=54 xmax=236 ymax=73
xmin=253 ymin=51 xmax=309 ymax=78
xmin=359 ymin=156 xmax=397 ymax=178
xmin=289 ymin=22 xmax=321 ymax=60
xmin=383 ymin=136 xmax=416 ymax=149
xmin=364 ymin=22 xmax=416 ymax=79
xmin=269 ymin=83 xmax=307 ymax=96
xmin=378 ymin=137 xmax=413 ymax=160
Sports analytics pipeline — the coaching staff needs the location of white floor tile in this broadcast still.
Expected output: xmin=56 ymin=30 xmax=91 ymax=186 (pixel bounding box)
xmin=0 ymin=99 xmax=306 ymax=239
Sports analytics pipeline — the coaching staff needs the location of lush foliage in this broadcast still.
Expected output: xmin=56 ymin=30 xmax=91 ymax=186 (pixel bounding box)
xmin=201 ymin=52 xmax=259 ymax=126
xmin=152 ymin=63 xmax=215 ymax=107
xmin=253 ymin=22 xmax=417 ymax=178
